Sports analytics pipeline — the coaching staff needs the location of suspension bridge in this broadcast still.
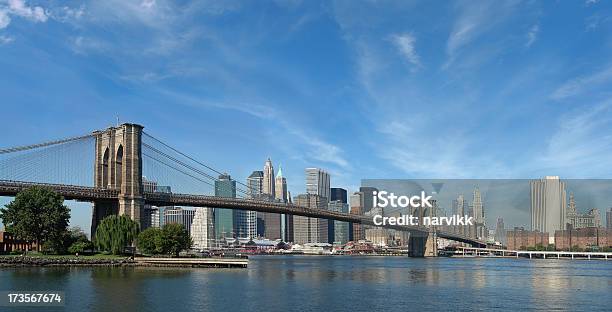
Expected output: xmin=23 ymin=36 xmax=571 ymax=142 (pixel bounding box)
xmin=0 ymin=123 xmax=485 ymax=256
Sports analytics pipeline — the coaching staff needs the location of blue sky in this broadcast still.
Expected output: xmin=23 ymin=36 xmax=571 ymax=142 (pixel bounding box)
xmin=1 ymin=0 xmax=612 ymax=230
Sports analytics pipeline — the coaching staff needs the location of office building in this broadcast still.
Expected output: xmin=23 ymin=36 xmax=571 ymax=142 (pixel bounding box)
xmin=293 ymin=194 xmax=328 ymax=244
xmin=327 ymin=188 xmax=347 ymax=243
xmin=164 ymin=207 xmax=196 ymax=235
xmin=359 ymin=186 xmax=378 ymax=214
xmin=306 ymin=168 xmax=330 ymax=201
xmin=452 ymin=195 xmax=469 ymax=236
xmin=329 ymin=200 xmax=349 ymax=244
xmin=530 ymin=176 xmax=567 ymax=240
xmin=350 ymin=191 xmax=365 ymax=241
xmin=142 ymin=205 xmax=160 ymax=230
xmin=567 ymin=193 xmax=602 ymax=229
xmin=215 ymin=173 xmax=236 ymax=239
xmin=263 ymin=158 xmax=275 ymax=195
xmin=191 ymin=207 xmax=214 ymax=249
xmin=607 ymin=208 xmax=612 ymax=230
xmin=494 ymin=217 xmax=506 ymax=245
xmin=470 ymin=186 xmax=486 ymax=240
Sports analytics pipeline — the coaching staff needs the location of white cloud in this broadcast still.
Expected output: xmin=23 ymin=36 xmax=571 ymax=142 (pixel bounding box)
xmin=390 ymin=33 xmax=421 ymax=69
xmin=0 ymin=34 xmax=13 ymax=44
xmin=537 ymin=100 xmax=612 ymax=177
xmin=0 ymin=0 xmax=48 ymax=30
xmin=551 ymin=64 xmax=612 ymax=100
xmin=6 ymin=0 xmax=47 ymax=22
xmin=526 ymin=24 xmax=539 ymax=48
xmin=0 ymin=9 xmax=10 ymax=29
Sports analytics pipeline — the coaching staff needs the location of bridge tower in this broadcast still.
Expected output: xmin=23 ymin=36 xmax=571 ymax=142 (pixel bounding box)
xmin=91 ymin=123 xmax=144 ymax=237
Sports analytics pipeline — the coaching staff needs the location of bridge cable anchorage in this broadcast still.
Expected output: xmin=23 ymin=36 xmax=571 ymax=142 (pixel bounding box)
xmin=142 ymin=132 xmax=258 ymax=195
xmin=142 ymin=143 xmax=250 ymax=197
xmin=0 ymin=134 xmax=95 ymax=155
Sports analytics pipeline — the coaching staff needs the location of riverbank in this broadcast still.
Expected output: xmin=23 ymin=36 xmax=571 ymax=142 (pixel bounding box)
xmin=0 ymin=255 xmax=248 ymax=268
xmin=0 ymin=255 xmax=133 ymax=267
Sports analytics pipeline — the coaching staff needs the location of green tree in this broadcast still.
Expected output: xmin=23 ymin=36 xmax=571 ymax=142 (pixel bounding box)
xmin=137 ymin=227 xmax=163 ymax=255
xmin=161 ymin=223 xmax=192 ymax=257
xmin=0 ymin=186 xmax=70 ymax=252
xmin=94 ymin=215 xmax=139 ymax=255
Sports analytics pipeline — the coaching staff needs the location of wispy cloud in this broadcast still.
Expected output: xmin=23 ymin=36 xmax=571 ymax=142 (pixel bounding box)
xmin=390 ymin=32 xmax=421 ymax=70
xmin=0 ymin=34 xmax=13 ymax=44
xmin=550 ymin=64 xmax=612 ymax=100
xmin=525 ymin=24 xmax=539 ymax=48
xmin=536 ymin=100 xmax=612 ymax=177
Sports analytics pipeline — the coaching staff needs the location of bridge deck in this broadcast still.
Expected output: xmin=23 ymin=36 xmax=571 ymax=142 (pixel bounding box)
xmin=0 ymin=180 xmax=486 ymax=247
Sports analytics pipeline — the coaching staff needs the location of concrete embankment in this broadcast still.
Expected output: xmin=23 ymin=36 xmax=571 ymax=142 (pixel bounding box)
xmin=0 ymin=256 xmax=133 ymax=267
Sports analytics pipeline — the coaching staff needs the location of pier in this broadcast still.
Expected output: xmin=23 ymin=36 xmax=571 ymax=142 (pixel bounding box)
xmin=454 ymin=246 xmax=611 ymax=260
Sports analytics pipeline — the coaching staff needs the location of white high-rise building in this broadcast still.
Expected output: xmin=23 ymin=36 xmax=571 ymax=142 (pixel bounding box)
xmin=530 ymin=176 xmax=567 ymax=240
xmin=263 ymin=158 xmax=275 ymax=196
xmin=305 ymin=168 xmax=330 ymax=201
xmin=191 ymin=208 xmax=214 ymax=250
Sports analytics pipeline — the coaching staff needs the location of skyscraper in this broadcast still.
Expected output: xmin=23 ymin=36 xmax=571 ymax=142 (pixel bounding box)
xmin=235 ymin=171 xmax=261 ymax=239
xmin=292 ymin=194 xmax=328 ymax=244
xmin=359 ymin=186 xmax=378 ymax=214
xmin=470 ymin=186 xmax=486 ymax=240
xmin=328 ymin=188 xmax=347 ymax=243
xmin=452 ymin=194 xmax=468 ymax=236
xmin=305 ymin=168 xmax=330 ymax=201
xmin=275 ymin=166 xmax=288 ymax=202
xmin=263 ymin=158 xmax=275 ymax=196
xmin=494 ymin=217 xmax=506 ymax=245
xmin=607 ymin=208 xmax=612 ymax=230
xmin=349 ymin=191 xmax=365 ymax=241
xmin=191 ymin=207 xmax=214 ymax=249
xmin=329 ymin=200 xmax=349 ymax=244
xmin=215 ymin=173 xmax=236 ymax=239
xmin=530 ymin=176 xmax=567 ymax=240
xmin=261 ymin=159 xmax=281 ymax=240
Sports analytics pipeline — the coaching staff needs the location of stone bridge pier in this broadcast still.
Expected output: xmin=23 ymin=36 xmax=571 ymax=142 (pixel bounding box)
xmin=408 ymin=230 xmax=437 ymax=257
xmin=91 ymin=123 xmax=144 ymax=238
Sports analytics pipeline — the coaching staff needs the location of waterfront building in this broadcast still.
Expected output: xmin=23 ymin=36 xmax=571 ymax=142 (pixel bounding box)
xmin=164 ymin=207 xmax=196 ymax=235
xmin=190 ymin=208 xmax=214 ymax=249
xmin=365 ymin=227 xmax=389 ymax=247
xmin=0 ymin=231 xmax=37 ymax=252
xmin=306 ymin=168 xmax=330 ymax=201
xmin=554 ymin=227 xmax=610 ymax=251
xmin=329 ymin=200 xmax=349 ymax=244
xmin=494 ymin=218 xmax=506 ymax=245
xmin=214 ymin=173 xmax=236 ymax=239
xmin=530 ymin=176 xmax=567 ymax=241
xmin=350 ymin=191 xmax=365 ymax=241
xmin=506 ymin=227 xmax=550 ymax=250
xmin=293 ymin=194 xmax=328 ymax=244
xmin=566 ymin=193 xmax=602 ymax=229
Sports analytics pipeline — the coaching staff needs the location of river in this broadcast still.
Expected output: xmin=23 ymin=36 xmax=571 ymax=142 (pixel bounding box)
xmin=1 ymin=256 xmax=611 ymax=311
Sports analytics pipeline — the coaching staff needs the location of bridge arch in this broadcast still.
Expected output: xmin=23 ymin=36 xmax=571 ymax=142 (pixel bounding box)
xmin=115 ymin=144 xmax=123 ymax=190
xmin=102 ymin=147 xmax=109 ymax=187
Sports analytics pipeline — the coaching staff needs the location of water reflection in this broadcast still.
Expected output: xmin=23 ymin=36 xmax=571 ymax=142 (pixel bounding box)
xmin=0 ymin=257 xmax=610 ymax=311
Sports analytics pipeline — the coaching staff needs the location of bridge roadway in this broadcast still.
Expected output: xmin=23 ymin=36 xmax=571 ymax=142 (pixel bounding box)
xmin=0 ymin=180 xmax=486 ymax=247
